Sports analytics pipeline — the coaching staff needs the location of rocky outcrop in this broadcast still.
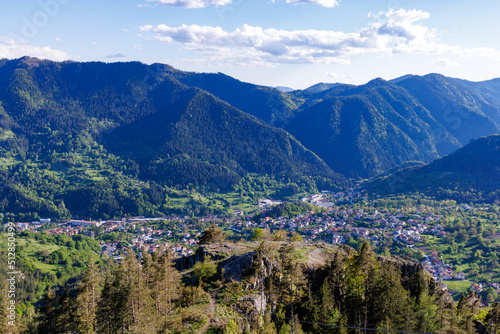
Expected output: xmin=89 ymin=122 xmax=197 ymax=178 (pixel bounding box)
xmin=174 ymin=246 xmax=226 ymax=271
xmin=219 ymin=251 xmax=256 ymax=282
xmin=473 ymin=320 xmax=489 ymax=334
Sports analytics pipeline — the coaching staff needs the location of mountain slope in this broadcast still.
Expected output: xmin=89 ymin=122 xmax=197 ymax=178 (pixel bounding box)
xmin=453 ymin=77 xmax=500 ymax=123
xmin=0 ymin=57 xmax=342 ymax=219
xmin=103 ymin=81 xmax=340 ymax=188
xmin=285 ymin=79 xmax=461 ymax=178
xmin=170 ymin=71 xmax=304 ymax=126
xmin=396 ymin=74 xmax=500 ymax=143
xmin=364 ymin=134 xmax=500 ymax=203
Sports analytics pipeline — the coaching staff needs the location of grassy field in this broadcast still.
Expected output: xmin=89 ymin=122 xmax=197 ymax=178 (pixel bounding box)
xmin=445 ymin=280 xmax=473 ymax=293
xmin=0 ymin=233 xmax=64 ymax=274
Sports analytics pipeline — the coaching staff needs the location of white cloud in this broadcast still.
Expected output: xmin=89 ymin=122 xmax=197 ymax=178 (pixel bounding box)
xmin=431 ymin=58 xmax=460 ymax=66
xmin=140 ymin=9 xmax=500 ymax=66
xmin=145 ymin=0 xmax=232 ymax=8
xmin=325 ymin=72 xmax=356 ymax=80
xmin=106 ymin=53 xmax=128 ymax=59
xmin=286 ymin=0 xmax=340 ymax=8
xmin=0 ymin=36 xmax=70 ymax=61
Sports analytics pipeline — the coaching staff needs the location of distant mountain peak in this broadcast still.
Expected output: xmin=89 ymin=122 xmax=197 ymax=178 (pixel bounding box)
xmin=305 ymin=82 xmax=343 ymax=93
xmin=389 ymin=74 xmax=415 ymax=84
xmin=364 ymin=77 xmax=391 ymax=88
xmin=274 ymin=86 xmax=295 ymax=92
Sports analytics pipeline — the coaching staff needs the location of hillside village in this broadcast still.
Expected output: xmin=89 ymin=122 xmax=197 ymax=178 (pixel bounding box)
xmin=13 ymin=189 xmax=493 ymax=288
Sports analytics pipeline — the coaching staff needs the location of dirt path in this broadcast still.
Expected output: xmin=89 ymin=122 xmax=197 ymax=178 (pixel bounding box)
xmin=197 ymin=292 xmax=216 ymax=334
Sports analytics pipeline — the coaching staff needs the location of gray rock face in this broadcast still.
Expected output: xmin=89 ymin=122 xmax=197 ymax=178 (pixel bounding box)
xmin=239 ymin=293 xmax=267 ymax=314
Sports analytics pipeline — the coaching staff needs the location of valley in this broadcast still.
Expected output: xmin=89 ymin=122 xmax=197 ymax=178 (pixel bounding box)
xmin=1 ymin=57 xmax=500 ymax=333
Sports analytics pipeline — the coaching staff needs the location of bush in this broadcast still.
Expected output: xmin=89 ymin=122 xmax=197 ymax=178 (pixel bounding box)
xmin=179 ymin=285 xmax=210 ymax=307
xmin=192 ymin=258 xmax=218 ymax=285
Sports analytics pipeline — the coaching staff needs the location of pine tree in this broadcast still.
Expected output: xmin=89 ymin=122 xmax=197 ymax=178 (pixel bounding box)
xmin=435 ymin=288 xmax=459 ymax=333
xmin=345 ymin=240 xmax=378 ymax=332
xmin=328 ymin=251 xmax=347 ymax=313
xmin=369 ymin=261 xmax=414 ymax=331
xmin=414 ymin=291 xmax=439 ymax=333
xmin=36 ymin=288 xmax=59 ymax=334
xmin=152 ymin=250 xmax=180 ymax=332
xmin=97 ymin=271 xmax=118 ymax=334
xmin=74 ymin=259 xmax=102 ymax=334
xmin=486 ymin=302 xmax=500 ymax=334
xmin=457 ymin=291 xmax=481 ymax=334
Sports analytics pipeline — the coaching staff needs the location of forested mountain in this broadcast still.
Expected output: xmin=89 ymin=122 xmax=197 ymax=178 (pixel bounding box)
xmin=1 ymin=57 xmax=500 ymax=219
xmin=171 ymin=69 xmax=499 ymax=179
xmin=170 ymin=71 xmax=303 ymax=126
xmin=365 ymin=134 xmax=500 ymax=203
xmin=303 ymin=82 xmax=343 ymax=93
xmin=102 ymin=80 xmax=338 ymax=188
xmin=454 ymin=77 xmax=500 ymax=118
xmin=285 ymin=79 xmax=461 ymax=178
xmin=395 ymin=74 xmax=500 ymax=143
xmin=0 ymin=57 xmax=341 ymax=220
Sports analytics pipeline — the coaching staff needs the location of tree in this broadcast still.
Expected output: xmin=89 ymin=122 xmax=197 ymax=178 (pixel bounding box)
xmin=457 ymin=291 xmax=481 ymax=334
xmin=273 ymin=229 xmax=288 ymax=242
xmin=74 ymin=259 xmax=102 ymax=334
xmin=252 ymin=228 xmax=270 ymax=241
xmin=198 ymin=224 xmax=225 ymax=245
xmin=290 ymin=232 xmax=303 ymax=242
xmin=486 ymin=302 xmax=500 ymax=334
xmin=152 ymin=251 xmax=180 ymax=331
xmin=192 ymin=257 xmax=218 ymax=285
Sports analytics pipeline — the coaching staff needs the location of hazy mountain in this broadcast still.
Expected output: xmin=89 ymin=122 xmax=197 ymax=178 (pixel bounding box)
xmin=274 ymin=86 xmax=295 ymax=92
xmin=395 ymin=74 xmax=500 ymax=144
xmin=304 ymin=82 xmax=343 ymax=93
xmin=453 ymin=77 xmax=500 ymax=121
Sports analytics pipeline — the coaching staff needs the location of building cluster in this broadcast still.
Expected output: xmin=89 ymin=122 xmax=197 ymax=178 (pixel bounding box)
xmin=422 ymin=251 xmax=456 ymax=281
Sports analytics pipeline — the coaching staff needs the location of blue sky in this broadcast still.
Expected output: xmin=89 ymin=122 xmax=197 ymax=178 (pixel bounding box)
xmin=1 ymin=0 xmax=500 ymax=89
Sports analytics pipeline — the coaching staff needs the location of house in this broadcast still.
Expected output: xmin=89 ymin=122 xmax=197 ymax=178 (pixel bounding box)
xmin=16 ymin=222 xmax=30 ymax=231
xmin=456 ymin=272 xmax=466 ymax=280
xmin=69 ymin=220 xmax=101 ymax=227
xmin=470 ymin=284 xmax=483 ymax=293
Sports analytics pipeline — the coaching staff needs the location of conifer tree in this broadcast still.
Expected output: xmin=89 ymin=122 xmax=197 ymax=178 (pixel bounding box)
xmin=74 ymin=259 xmax=102 ymax=334
xmin=486 ymin=302 xmax=500 ymax=334
xmin=369 ymin=261 xmax=414 ymax=331
xmin=457 ymin=291 xmax=481 ymax=334
xmin=152 ymin=250 xmax=180 ymax=331
xmin=97 ymin=271 xmax=118 ymax=334
xmin=345 ymin=240 xmax=378 ymax=332
xmin=414 ymin=290 xmax=439 ymax=333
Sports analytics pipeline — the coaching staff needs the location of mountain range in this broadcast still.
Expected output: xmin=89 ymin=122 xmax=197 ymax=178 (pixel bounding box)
xmin=165 ymin=68 xmax=500 ymax=178
xmin=0 ymin=56 xmax=499 ymax=218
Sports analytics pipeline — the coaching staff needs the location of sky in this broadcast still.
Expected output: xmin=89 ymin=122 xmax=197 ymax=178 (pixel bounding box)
xmin=1 ymin=0 xmax=500 ymax=89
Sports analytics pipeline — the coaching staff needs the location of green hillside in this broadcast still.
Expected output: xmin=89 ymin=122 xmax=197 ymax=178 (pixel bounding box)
xmin=0 ymin=57 xmax=342 ymax=221
xmin=365 ymin=134 xmax=500 ymax=203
